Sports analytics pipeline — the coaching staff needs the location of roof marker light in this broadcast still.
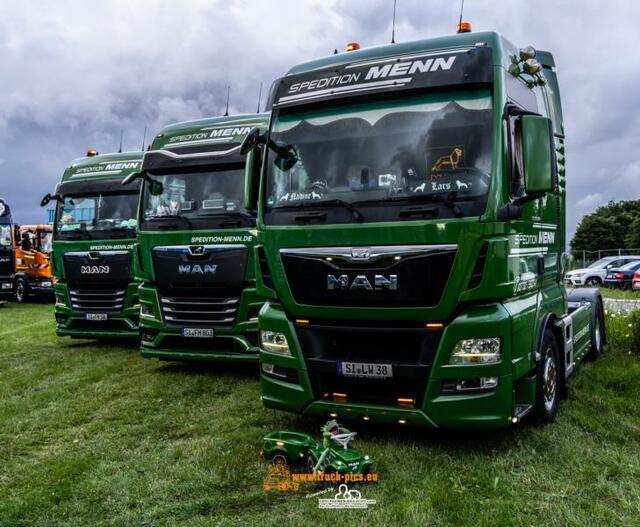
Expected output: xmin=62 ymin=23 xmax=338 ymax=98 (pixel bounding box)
xmin=86 ymin=149 xmax=98 ymax=157
xmin=457 ymin=21 xmax=472 ymax=33
xmin=346 ymin=42 xmax=360 ymax=52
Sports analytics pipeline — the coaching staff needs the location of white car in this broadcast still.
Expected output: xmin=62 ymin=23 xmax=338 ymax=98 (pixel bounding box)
xmin=565 ymin=255 xmax=640 ymax=286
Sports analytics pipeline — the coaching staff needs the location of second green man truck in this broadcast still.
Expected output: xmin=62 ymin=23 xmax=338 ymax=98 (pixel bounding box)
xmin=245 ymin=30 xmax=605 ymax=429
xmin=41 ymin=151 xmax=143 ymax=338
xmin=123 ymin=114 xmax=269 ymax=361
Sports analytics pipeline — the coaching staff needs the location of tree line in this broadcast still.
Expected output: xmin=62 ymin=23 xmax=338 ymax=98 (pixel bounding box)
xmin=571 ymin=200 xmax=640 ymax=252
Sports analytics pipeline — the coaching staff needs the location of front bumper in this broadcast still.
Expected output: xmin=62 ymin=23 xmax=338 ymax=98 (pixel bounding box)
xmin=604 ymin=278 xmax=630 ymax=288
xmin=137 ymin=283 xmax=262 ymax=362
xmin=565 ymin=275 xmax=585 ymax=286
xmin=54 ymin=281 xmax=140 ymax=339
xmin=0 ymin=278 xmax=12 ymax=298
xmin=258 ymin=301 xmax=520 ymax=430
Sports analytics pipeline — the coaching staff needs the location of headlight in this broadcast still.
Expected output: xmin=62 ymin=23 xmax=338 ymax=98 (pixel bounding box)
xmin=140 ymin=303 xmax=154 ymax=318
xmin=40 ymin=280 xmax=52 ymax=288
xmin=260 ymin=330 xmax=291 ymax=355
xmin=450 ymin=338 xmax=501 ymax=364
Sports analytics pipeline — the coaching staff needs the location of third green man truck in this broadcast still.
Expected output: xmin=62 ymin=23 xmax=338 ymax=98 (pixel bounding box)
xmin=124 ymin=114 xmax=269 ymax=361
xmin=41 ymin=151 xmax=143 ymax=338
xmin=245 ymin=30 xmax=605 ymax=429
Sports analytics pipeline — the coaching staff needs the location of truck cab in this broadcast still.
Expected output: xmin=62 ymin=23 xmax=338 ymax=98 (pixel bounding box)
xmin=250 ymin=31 xmax=603 ymax=429
xmin=0 ymin=198 xmax=14 ymax=299
xmin=130 ymin=114 xmax=269 ymax=362
xmin=42 ymin=151 xmax=143 ymax=338
xmin=12 ymin=224 xmax=54 ymax=302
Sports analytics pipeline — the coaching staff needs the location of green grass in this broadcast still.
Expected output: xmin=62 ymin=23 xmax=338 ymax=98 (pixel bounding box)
xmin=1 ymin=303 xmax=639 ymax=526
xmin=599 ymin=286 xmax=640 ymax=300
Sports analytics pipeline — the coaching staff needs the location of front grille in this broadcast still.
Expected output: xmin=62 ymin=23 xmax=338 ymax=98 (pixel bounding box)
xmin=295 ymin=322 xmax=441 ymax=407
xmin=69 ymin=288 xmax=125 ymax=312
xmin=159 ymin=295 xmax=240 ymax=328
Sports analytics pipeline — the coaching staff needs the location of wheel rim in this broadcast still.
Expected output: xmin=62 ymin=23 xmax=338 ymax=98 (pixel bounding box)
xmin=16 ymin=283 xmax=24 ymax=301
xmin=594 ymin=318 xmax=602 ymax=351
xmin=543 ymin=351 xmax=557 ymax=412
xmin=273 ymin=455 xmax=286 ymax=465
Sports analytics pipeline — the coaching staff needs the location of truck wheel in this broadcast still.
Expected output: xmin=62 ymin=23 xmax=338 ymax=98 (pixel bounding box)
xmin=271 ymin=451 xmax=290 ymax=466
xmin=14 ymin=278 xmax=28 ymax=303
xmin=585 ymin=277 xmax=601 ymax=286
xmin=534 ymin=330 xmax=561 ymax=425
xmin=306 ymin=455 xmax=316 ymax=473
xmin=587 ymin=302 xmax=605 ymax=360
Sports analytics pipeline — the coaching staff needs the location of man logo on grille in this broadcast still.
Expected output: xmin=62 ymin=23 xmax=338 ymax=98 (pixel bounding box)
xmin=350 ymin=248 xmax=371 ymax=260
xmin=188 ymin=245 xmax=206 ymax=256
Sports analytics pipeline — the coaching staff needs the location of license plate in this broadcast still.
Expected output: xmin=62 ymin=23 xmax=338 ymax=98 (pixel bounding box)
xmin=181 ymin=327 xmax=214 ymax=338
xmin=338 ymin=361 xmax=393 ymax=379
xmin=85 ymin=313 xmax=108 ymax=321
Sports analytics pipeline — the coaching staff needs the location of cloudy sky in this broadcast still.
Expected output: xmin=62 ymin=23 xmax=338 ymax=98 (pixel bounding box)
xmin=1 ymin=0 xmax=638 ymax=240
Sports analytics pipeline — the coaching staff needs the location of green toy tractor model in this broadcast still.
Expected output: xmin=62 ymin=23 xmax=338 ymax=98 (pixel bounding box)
xmin=260 ymin=420 xmax=373 ymax=478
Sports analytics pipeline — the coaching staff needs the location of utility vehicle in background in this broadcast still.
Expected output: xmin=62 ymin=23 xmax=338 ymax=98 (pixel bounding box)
xmin=12 ymin=224 xmax=54 ymax=302
xmin=0 ymin=198 xmax=14 ymax=300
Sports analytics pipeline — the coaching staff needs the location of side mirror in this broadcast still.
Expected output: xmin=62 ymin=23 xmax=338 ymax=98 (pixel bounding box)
xmin=243 ymin=146 xmax=262 ymax=212
xmin=40 ymin=193 xmax=62 ymax=207
xmin=240 ymin=127 xmax=264 ymax=155
xmin=122 ymin=171 xmax=143 ymax=186
xmin=522 ymin=115 xmax=556 ymax=195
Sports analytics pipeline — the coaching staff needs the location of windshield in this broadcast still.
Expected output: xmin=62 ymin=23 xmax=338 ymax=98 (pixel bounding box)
xmin=587 ymin=258 xmax=613 ymax=269
xmin=619 ymin=260 xmax=640 ymax=271
xmin=141 ymin=165 xmax=252 ymax=230
xmin=55 ymin=192 xmax=138 ymax=239
xmin=265 ymin=90 xmax=492 ymax=223
xmin=0 ymin=225 xmax=11 ymax=249
xmin=38 ymin=231 xmax=53 ymax=253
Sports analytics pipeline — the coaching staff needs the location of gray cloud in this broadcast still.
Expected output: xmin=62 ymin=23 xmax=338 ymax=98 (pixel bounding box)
xmin=1 ymin=0 xmax=638 ymax=242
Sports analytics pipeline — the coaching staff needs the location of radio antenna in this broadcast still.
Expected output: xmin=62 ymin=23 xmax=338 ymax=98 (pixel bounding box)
xmin=256 ymin=81 xmax=263 ymax=113
xmin=141 ymin=126 xmax=147 ymax=152
xmin=118 ymin=128 xmax=123 ymax=153
xmin=458 ymin=0 xmax=465 ymax=28
xmin=391 ymin=0 xmax=397 ymax=43
xmin=224 ymin=85 xmax=230 ymax=117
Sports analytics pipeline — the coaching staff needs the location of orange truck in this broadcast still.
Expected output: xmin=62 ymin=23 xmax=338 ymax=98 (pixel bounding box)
xmin=12 ymin=224 xmax=54 ymax=302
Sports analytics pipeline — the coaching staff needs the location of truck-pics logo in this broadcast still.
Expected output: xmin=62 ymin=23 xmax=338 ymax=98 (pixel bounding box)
xmin=80 ymin=265 xmax=110 ymax=275
xmin=327 ymin=274 xmax=398 ymax=291
xmin=178 ymin=264 xmax=217 ymax=275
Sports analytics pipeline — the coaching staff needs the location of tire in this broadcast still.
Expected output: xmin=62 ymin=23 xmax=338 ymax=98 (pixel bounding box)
xmin=585 ymin=277 xmax=601 ymax=286
xmin=271 ymin=451 xmax=290 ymax=466
xmin=587 ymin=300 xmax=605 ymax=360
xmin=534 ymin=329 xmax=561 ymax=425
xmin=14 ymin=278 xmax=28 ymax=303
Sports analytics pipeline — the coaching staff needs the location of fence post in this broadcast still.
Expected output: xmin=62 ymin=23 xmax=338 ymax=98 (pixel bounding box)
xmin=582 ymin=250 xmax=586 ymax=268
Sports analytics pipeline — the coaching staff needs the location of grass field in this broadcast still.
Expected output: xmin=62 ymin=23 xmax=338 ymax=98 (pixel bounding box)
xmin=599 ymin=286 xmax=640 ymax=300
xmin=1 ymin=303 xmax=639 ymax=526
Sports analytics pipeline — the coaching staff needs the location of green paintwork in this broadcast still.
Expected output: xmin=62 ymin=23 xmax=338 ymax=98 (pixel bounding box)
xmin=136 ymin=113 xmax=270 ymax=362
xmin=52 ymin=151 xmax=143 ymax=339
xmin=255 ymin=31 xmax=597 ymax=429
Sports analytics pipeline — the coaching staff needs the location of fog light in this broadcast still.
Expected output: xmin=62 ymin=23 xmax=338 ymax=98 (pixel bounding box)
xmin=140 ymin=328 xmax=157 ymax=343
xmin=450 ymin=338 xmax=501 ymax=364
xmin=442 ymin=377 xmax=499 ymax=394
xmin=260 ymin=330 xmax=290 ymax=355
xmin=140 ymin=303 xmax=154 ymax=318
xmin=55 ymin=294 xmax=65 ymax=306
xmin=55 ymin=313 xmax=67 ymax=325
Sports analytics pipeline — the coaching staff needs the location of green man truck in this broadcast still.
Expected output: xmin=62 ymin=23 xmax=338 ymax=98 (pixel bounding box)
xmin=122 ymin=114 xmax=269 ymax=361
xmin=243 ymin=30 xmax=605 ymax=429
xmin=0 ymin=198 xmax=14 ymax=299
xmin=41 ymin=151 xmax=143 ymax=338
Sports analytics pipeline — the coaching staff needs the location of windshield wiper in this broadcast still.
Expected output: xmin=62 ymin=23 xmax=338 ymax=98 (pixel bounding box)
xmin=355 ymin=192 xmax=463 ymax=218
xmin=146 ymin=215 xmax=193 ymax=229
xmin=275 ymin=199 xmax=363 ymax=222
